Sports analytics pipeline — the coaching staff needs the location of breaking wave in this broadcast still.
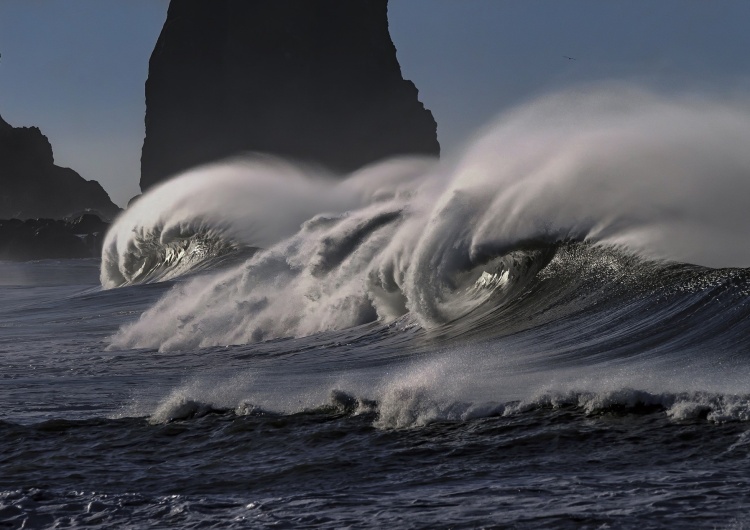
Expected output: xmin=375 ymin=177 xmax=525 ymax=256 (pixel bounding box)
xmin=103 ymin=85 xmax=750 ymax=353
xmin=144 ymin=387 xmax=750 ymax=429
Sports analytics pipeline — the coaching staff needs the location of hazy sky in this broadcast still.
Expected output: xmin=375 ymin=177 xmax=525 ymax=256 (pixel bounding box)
xmin=1 ymin=1 xmax=749 ymax=207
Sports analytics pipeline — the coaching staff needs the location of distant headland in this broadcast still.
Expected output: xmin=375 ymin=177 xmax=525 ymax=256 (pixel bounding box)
xmin=0 ymin=114 xmax=120 ymax=221
xmin=0 ymin=113 xmax=120 ymax=260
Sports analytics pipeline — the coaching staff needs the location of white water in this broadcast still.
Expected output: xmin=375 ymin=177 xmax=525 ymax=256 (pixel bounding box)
xmin=104 ymin=85 xmax=750 ymax=351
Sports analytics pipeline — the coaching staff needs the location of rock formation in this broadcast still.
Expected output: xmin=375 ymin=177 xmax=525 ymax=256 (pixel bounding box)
xmin=140 ymin=0 xmax=439 ymax=191
xmin=0 ymin=114 xmax=121 ymax=220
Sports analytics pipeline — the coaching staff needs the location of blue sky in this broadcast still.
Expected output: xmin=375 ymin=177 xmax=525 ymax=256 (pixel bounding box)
xmin=1 ymin=1 xmax=749 ymax=207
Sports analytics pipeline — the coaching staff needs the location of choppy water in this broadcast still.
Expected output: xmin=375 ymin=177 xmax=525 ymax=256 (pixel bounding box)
xmin=4 ymin=87 xmax=750 ymax=528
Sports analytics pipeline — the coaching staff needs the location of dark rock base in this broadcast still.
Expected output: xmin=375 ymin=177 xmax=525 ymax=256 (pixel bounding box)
xmin=0 ymin=214 xmax=110 ymax=261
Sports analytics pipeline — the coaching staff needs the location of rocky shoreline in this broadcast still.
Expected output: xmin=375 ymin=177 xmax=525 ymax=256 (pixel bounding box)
xmin=0 ymin=214 xmax=110 ymax=261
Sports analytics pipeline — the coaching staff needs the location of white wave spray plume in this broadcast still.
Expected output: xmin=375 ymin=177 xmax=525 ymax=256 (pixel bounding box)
xmin=100 ymin=156 xmax=430 ymax=288
xmin=105 ymin=85 xmax=750 ymax=351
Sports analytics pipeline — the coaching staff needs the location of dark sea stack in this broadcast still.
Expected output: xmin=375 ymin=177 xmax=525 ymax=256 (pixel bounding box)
xmin=140 ymin=0 xmax=440 ymax=191
xmin=0 ymin=114 xmax=121 ymax=221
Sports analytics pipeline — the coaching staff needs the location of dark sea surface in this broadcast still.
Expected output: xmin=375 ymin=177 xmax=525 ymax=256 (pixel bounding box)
xmin=2 ymin=249 xmax=750 ymax=529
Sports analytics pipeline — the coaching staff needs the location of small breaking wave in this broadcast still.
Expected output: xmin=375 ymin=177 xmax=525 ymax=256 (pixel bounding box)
xmin=141 ymin=386 xmax=750 ymax=429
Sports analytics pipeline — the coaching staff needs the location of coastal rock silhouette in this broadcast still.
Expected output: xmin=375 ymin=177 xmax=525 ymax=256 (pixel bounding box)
xmin=140 ymin=0 xmax=440 ymax=191
xmin=0 ymin=114 xmax=119 ymax=259
xmin=0 ymin=215 xmax=110 ymax=261
xmin=0 ymin=114 xmax=120 ymax=221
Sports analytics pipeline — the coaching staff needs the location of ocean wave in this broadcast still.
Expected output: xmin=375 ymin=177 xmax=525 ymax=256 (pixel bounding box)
xmin=104 ymin=86 xmax=750 ymax=351
xmin=100 ymin=156 xmax=430 ymax=289
xmin=100 ymin=222 xmax=246 ymax=287
xmin=141 ymin=386 xmax=750 ymax=429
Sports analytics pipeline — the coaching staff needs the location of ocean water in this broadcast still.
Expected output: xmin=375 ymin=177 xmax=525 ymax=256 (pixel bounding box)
xmin=3 ymin=87 xmax=750 ymax=528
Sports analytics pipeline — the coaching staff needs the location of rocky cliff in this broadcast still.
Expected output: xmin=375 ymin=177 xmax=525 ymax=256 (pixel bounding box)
xmin=140 ymin=0 xmax=439 ymax=191
xmin=0 ymin=114 xmax=121 ymax=220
